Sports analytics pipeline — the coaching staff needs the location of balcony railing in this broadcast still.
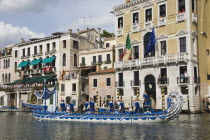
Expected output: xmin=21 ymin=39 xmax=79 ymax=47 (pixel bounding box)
xmin=177 ymin=76 xmax=190 ymax=84
xmin=194 ymin=77 xmax=200 ymax=84
xmin=31 ymin=69 xmax=42 ymax=75
xmin=157 ymin=78 xmax=169 ymax=85
xmin=117 ymin=29 xmax=123 ymax=36
xmin=116 ymin=81 xmax=124 ymax=87
xmin=104 ymin=60 xmax=111 ymax=64
xmin=80 ymin=63 xmax=86 ymax=67
xmin=132 ymin=24 xmax=139 ymax=33
xmin=131 ymin=80 xmax=141 ymax=87
xmin=176 ymin=13 xmax=186 ymax=22
xmin=192 ymin=13 xmax=197 ymax=23
xmin=158 ymin=17 xmax=166 ymax=26
xmin=114 ymin=53 xmax=190 ymax=69
xmin=43 ymin=67 xmax=56 ymax=74
xmin=145 ymin=21 xmax=153 ymax=28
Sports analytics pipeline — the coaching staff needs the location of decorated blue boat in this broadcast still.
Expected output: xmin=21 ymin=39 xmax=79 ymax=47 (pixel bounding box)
xmin=22 ymin=84 xmax=184 ymax=123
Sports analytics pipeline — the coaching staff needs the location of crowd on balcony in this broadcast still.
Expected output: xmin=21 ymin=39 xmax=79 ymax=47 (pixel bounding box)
xmin=0 ymin=82 xmax=54 ymax=89
xmin=180 ymin=71 xmax=189 ymax=83
xmin=158 ymin=75 xmax=167 ymax=84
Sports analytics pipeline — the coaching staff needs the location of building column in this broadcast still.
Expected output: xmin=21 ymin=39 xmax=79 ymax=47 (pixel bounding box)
xmin=17 ymin=91 xmax=20 ymax=108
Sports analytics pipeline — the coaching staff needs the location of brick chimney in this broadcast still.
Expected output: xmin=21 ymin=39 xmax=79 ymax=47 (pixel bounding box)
xmin=126 ymin=0 xmax=130 ymax=3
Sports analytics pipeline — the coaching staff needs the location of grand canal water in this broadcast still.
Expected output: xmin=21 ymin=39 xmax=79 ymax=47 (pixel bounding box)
xmin=0 ymin=112 xmax=210 ymax=140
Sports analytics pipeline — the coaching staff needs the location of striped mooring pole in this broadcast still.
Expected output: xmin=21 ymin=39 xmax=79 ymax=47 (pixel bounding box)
xmin=161 ymin=88 xmax=165 ymax=111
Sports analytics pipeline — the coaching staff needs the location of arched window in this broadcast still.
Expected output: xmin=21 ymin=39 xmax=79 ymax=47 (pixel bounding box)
xmin=8 ymin=73 xmax=11 ymax=83
xmin=74 ymin=54 xmax=77 ymax=67
xmin=63 ymin=53 xmax=66 ymax=66
xmin=8 ymin=59 xmax=10 ymax=67
xmin=3 ymin=60 xmax=5 ymax=67
xmin=2 ymin=74 xmax=4 ymax=84
xmin=5 ymin=73 xmax=7 ymax=83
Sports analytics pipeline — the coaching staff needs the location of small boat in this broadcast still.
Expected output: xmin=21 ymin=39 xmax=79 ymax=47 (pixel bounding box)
xmin=22 ymin=86 xmax=184 ymax=123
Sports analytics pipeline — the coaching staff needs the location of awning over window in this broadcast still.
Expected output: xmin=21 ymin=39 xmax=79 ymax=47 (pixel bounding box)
xmin=42 ymin=57 xmax=56 ymax=64
xmin=17 ymin=61 xmax=30 ymax=68
xmin=29 ymin=59 xmax=42 ymax=66
xmin=12 ymin=75 xmax=56 ymax=84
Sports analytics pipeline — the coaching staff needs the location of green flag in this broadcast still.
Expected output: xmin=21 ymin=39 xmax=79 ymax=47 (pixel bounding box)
xmin=126 ymin=33 xmax=131 ymax=50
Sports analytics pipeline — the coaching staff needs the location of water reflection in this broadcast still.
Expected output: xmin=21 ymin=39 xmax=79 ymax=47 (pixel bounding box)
xmin=0 ymin=113 xmax=210 ymax=140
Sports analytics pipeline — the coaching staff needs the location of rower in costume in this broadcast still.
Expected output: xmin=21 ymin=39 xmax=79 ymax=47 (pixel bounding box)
xmin=60 ymin=100 xmax=66 ymax=112
xmin=69 ymin=101 xmax=74 ymax=113
xmin=134 ymin=99 xmax=140 ymax=113
xmin=143 ymin=91 xmax=151 ymax=111
xmin=108 ymin=100 xmax=114 ymax=113
xmin=89 ymin=99 xmax=95 ymax=112
xmin=84 ymin=101 xmax=89 ymax=112
xmin=119 ymin=100 xmax=125 ymax=113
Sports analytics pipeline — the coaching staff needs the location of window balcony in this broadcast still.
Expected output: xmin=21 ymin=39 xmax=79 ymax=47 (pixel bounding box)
xmin=132 ymin=24 xmax=139 ymax=33
xmin=176 ymin=13 xmax=186 ymax=22
xmin=116 ymin=81 xmax=124 ymax=87
xmin=117 ymin=28 xmax=123 ymax=36
xmin=80 ymin=63 xmax=86 ymax=67
xmin=43 ymin=67 xmax=56 ymax=74
xmin=21 ymin=56 xmax=27 ymax=59
xmin=157 ymin=78 xmax=169 ymax=85
xmin=50 ymin=49 xmax=56 ymax=54
xmin=31 ymin=69 xmax=42 ymax=75
xmin=114 ymin=53 xmax=191 ymax=69
xmin=158 ymin=17 xmax=166 ymax=27
xmin=145 ymin=21 xmax=153 ymax=28
xmin=192 ymin=13 xmax=197 ymax=23
xmin=131 ymin=80 xmax=141 ymax=87
xmin=177 ymin=76 xmax=190 ymax=85
xmin=104 ymin=60 xmax=111 ymax=64
xmin=45 ymin=51 xmax=50 ymax=55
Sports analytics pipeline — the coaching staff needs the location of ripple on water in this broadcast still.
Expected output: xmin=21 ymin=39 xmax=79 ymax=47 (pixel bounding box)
xmin=0 ymin=113 xmax=210 ymax=140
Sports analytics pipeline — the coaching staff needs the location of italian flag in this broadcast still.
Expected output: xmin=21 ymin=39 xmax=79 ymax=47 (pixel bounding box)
xmin=120 ymin=33 xmax=131 ymax=61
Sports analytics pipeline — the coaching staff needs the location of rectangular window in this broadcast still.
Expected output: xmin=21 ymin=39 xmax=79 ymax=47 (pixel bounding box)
xmin=82 ymin=57 xmax=85 ymax=65
xmin=39 ymin=45 xmax=42 ymax=54
xmin=134 ymin=88 xmax=139 ymax=96
xmin=27 ymin=48 xmax=30 ymax=56
xmin=118 ymin=73 xmax=123 ymax=87
xmin=134 ymin=71 xmax=139 ymax=86
xmin=15 ymin=50 xmax=18 ymax=58
xmin=118 ymin=49 xmax=123 ymax=61
xmin=98 ymin=55 xmax=102 ymax=63
xmin=52 ymin=42 xmax=56 ymax=50
xmin=118 ymin=89 xmax=124 ymax=96
xmin=22 ymin=49 xmax=25 ymax=57
xmin=47 ymin=44 xmax=50 ymax=52
xmin=72 ymin=84 xmax=76 ymax=91
xmin=73 ymin=40 xmax=79 ymax=50
xmin=93 ymin=56 xmax=96 ymax=64
xmin=146 ymin=8 xmax=152 ymax=22
xmin=93 ymin=79 xmax=97 ymax=87
xmin=106 ymin=78 xmax=111 ymax=86
xmin=178 ymin=0 xmax=185 ymax=13
xmin=106 ymin=54 xmax=111 ymax=62
xmin=160 ymin=41 xmax=167 ymax=55
xmin=106 ymin=43 xmax=110 ymax=48
xmin=118 ymin=17 xmax=123 ymax=28
xmin=82 ymin=84 xmax=85 ymax=91
xmin=34 ymin=46 xmax=37 ymax=55
xmin=159 ymin=4 xmax=166 ymax=17
xmin=133 ymin=46 xmax=139 ymax=59
xmin=181 ymin=86 xmax=188 ymax=95
xmin=207 ymin=49 xmax=210 ymax=56
xmin=192 ymin=0 xmax=195 ymax=12
xmin=133 ymin=12 xmax=139 ymax=25
xmin=207 ymin=74 xmax=210 ymax=80
xmin=63 ymin=40 xmax=66 ymax=48
xmin=61 ymin=84 xmax=65 ymax=92
xmin=180 ymin=37 xmax=186 ymax=53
